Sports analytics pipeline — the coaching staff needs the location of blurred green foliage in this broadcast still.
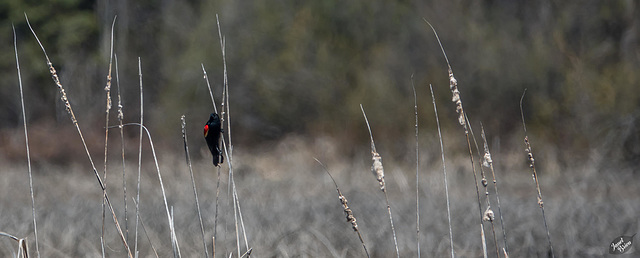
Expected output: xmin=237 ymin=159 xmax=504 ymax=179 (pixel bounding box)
xmin=1 ymin=0 xmax=638 ymax=165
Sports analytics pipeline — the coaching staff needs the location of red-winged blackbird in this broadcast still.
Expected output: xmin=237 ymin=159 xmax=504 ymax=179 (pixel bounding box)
xmin=204 ymin=113 xmax=224 ymax=166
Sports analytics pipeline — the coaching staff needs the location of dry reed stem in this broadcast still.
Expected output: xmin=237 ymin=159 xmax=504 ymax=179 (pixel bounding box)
xmin=216 ymin=16 xmax=241 ymax=257
xmin=480 ymin=124 xmax=509 ymax=256
xmin=240 ymin=248 xmax=253 ymax=258
xmin=202 ymin=64 xmax=223 ymax=258
xmin=466 ymin=119 xmax=499 ymax=258
xmin=170 ymin=206 xmax=182 ymax=258
xmin=134 ymin=57 xmax=144 ymax=256
xmin=114 ymin=53 xmax=129 ymax=246
xmin=315 ymin=158 xmax=370 ymax=258
xmin=429 ymin=84 xmax=455 ymax=258
xmin=360 ymin=104 xmax=399 ymax=258
xmin=101 ymin=16 xmax=117 ymax=258
xmin=520 ymin=90 xmax=554 ymax=258
xmin=181 ymin=115 xmax=209 ymax=258
xmin=360 ymin=105 xmax=384 ymax=190
xmin=425 ymin=20 xmax=487 ymax=257
xmin=217 ymin=15 xmax=251 ymax=256
xmin=0 ymin=232 xmax=29 ymax=258
xmin=118 ymin=123 xmax=181 ymax=257
xmin=25 ymin=14 xmax=132 ymax=258
xmin=131 ymin=198 xmax=160 ymax=258
xmin=411 ymin=76 xmax=420 ymax=257
xmin=13 ymin=24 xmax=39 ymax=258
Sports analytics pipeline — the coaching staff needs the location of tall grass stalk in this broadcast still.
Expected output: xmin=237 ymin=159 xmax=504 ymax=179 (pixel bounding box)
xmin=465 ymin=118 xmax=499 ymax=257
xmin=114 ymin=53 xmax=129 ymax=246
xmin=425 ymin=20 xmax=487 ymax=257
xmin=131 ymin=198 xmax=160 ymax=258
xmin=217 ymin=14 xmax=250 ymax=256
xmin=25 ymin=14 xmax=132 ymax=258
xmin=0 ymin=232 xmax=29 ymax=258
xmin=411 ymin=76 xmax=420 ymax=257
xmin=201 ymin=64 xmax=223 ymax=257
xmin=315 ymin=158 xmax=370 ymax=258
xmin=520 ymin=90 xmax=554 ymax=258
xmin=181 ymin=115 xmax=209 ymax=258
xmin=170 ymin=206 xmax=182 ymax=258
xmin=101 ymin=16 xmax=117 ymax=258
xmin=13 ymin=24 xmax=39 ymax=258
xmin=480 ymin=124 xmax=509 ymax=256
xmin=360 ymin=104 xmax=400 ymax=258
xmin=134 ymin=57 xmax=144 ymax=256
xmin=117 ymin=122 xmax=181 ymax=257
xmin=429 ymin=84 xmax=454 ymax=258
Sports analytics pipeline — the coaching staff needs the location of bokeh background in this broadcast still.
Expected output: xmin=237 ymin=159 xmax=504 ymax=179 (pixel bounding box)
xmin=1 ymin=0 xmax=638 ymax=164
xmin=0 ymin=0 xmax=639 ymax=257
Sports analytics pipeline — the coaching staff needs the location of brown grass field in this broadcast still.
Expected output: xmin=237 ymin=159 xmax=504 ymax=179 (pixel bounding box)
xmin=1 ymin=133 xmax=638 ymax=257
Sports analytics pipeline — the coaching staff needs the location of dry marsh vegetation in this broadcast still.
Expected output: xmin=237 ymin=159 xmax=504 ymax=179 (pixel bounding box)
xmin=2 ymin=12 xmax=639 ymax=258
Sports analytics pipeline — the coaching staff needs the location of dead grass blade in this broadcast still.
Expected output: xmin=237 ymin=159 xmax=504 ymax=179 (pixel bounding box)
xmin=181 ymin=115 xmax=209 ymax=258
xmin=26 ymin=13 xmax=131 ymax=258
xmin=429 ymin=84 xmax=455 ymax=257
xmin=13 ymin=24 xmax=39 ymax=258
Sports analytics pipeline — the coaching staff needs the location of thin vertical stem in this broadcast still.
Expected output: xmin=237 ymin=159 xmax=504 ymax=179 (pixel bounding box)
xmin=114 ymin=53 xmax=129 ymax=246
xmin=26 ymin=14 xmax=131 ymax=257
xmin=481 ymin=124 xmax=509 ymax=256
xmin=425 ymin=19 xmax=487 ymax=256
xmin=101 ymin=16 xmax=117 ymax=258
xmin=182 ymin=116 xmax=209 ymax=258
xmin=202 ymin=64 xmax=222 ymax=257
xmin=134 ymin=57 xmax=144 ymax=256
xmin=411 ymin=76 xmax=420 ymax=258
xmin=430 ymin=85 xmax=454 ymax=258
xmin=360 ymin=105 xmax=400 ymax=258
xmin=13 ymin=24 xmax=40 ymax=258
xmin=520 ymin=90 xmax=554 ymax=258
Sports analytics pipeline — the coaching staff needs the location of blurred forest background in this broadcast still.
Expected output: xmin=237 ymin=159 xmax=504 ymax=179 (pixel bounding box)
xmin=1 ymin=0 xmax=639 ymax=168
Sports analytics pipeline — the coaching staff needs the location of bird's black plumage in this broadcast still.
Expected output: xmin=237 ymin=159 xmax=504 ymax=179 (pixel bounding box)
xmin=204 ymin=113 xmax=224 ymax=166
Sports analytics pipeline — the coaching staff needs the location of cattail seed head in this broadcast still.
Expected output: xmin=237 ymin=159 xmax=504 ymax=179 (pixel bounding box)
xmin=337 ymin=190 xmax=359 ymax=231
xmin=483 ymin=152 xmax=492 ymax=167
xmin=371 ymin=151 xmax=385 ymax=190
xmin=483 ymin=207 xmax=495 ymax=222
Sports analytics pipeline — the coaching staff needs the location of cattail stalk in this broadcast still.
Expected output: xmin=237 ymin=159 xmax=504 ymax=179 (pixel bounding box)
xmin=480 ymin=124 xmax=509 ymax=256
xmin=26 ymin=14 xmax=132 ymax=258
xmin=520 ymin=90 xmax=554 ymax=258
xmin=114 ymin=53 xmax=129 ymax=246
xmin=101 ymin=16 xmax=116 ymax=258
xmin=465 ymin=118 xmax=500 ymax=258
xmin=425 ymin=19 xmax=487 ymax=257
xmin=360 ymin=104 xmax=400 ymax=258
xmin=315 ymin=158 xmax=370 ymax=258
